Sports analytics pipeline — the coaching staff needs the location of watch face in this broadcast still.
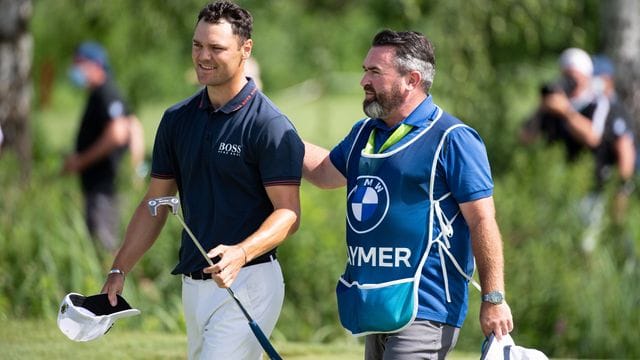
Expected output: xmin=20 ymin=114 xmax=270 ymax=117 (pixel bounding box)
xmin=484 ymin=291 xmax=504 ymax=304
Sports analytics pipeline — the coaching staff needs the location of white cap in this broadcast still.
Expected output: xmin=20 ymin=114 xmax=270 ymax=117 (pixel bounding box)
xmin=559 ymin=48 xmax=593 ymax=77
xmin=57 ymin=293 xmax=141 ymax=342
xmin=481 ymin=333 xmax=549 ymax=360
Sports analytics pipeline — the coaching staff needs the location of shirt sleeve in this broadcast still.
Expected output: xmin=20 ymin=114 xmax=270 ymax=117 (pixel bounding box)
xmin=329 ymin=119 xmax=368 ymax=177
xmin=150 ymin=111 xmax=175 ymax=179
xmin=606 ymin=102 xmax=634 ymax=139
xmin=256 ymin=115 xmax=304 ymax=186
xmin=99 ymin=83 xmax=130 ymax=120
xmin=442 ymin=126 xmax=494 ymax=203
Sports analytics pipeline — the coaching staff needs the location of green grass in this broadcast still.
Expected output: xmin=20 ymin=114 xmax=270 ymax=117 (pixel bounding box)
xmin=0 ymin=318 xmax=477 ymax=360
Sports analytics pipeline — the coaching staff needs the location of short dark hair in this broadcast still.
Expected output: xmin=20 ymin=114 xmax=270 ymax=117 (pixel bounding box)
xmin=372 ymin=29 xmax=436 ymax=92
xmin=197 ymin=1 xmax=253 ymax=43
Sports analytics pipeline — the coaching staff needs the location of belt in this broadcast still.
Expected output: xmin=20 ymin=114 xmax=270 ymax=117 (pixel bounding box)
xmin=185 ymin=253 xmax=276 ymax=280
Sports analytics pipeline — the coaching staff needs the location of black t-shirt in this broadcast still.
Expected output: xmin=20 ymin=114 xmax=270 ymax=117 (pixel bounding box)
xmin=531 ymin=102 xmax=598 ymax=162
xmin=75 ymin=79 xmax=129 ymax=193
xmin=530 ymin=96 xmax=635 ymax=189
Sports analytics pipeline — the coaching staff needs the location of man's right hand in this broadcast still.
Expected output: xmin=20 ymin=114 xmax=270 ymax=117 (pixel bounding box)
xmin=541 ymin=92 xmax=572 ymax=117
xmin=101 ymin=273 xmax=125 ymax=307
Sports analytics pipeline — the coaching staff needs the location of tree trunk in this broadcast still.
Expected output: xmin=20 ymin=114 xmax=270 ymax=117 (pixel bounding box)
xmin=601 ymin=0 xmax=640 ymax=131
xmin=0 ymin=0 xmax=33 ymax=179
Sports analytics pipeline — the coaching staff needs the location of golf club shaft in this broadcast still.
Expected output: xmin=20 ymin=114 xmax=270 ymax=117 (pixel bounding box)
xmin=174 ymin=214 xmax=213 ymax=266
xmin=158 ymin=204 xmax=281 ymax=359
xmin=174 ymin=214 xmax=256 ymax=320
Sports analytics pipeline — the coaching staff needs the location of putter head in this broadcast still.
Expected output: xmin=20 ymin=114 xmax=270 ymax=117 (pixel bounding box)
xmin=147 ymin=196 xmax=180 ymax=216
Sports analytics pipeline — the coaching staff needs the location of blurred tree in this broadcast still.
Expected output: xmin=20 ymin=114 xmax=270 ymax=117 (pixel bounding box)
xmin=0 ymin=0 xmax=33 ymax=179
xmin=601 ymin=0 xmax=640 ymax=130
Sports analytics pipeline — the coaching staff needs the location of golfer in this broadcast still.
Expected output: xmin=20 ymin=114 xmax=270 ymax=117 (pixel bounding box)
xmin=303 ymin=29 xmax=513 ymax=358
xmin=101 ymin=1 xmax=303 ymax=359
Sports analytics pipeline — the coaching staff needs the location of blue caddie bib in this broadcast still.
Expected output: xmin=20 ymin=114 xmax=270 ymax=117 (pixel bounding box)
xmin=336 ymin=108 xmax=479 ymax=336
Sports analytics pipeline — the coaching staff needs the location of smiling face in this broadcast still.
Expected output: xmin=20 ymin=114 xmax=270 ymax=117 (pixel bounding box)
xmin=360 ymin=46 xmax=406 ymax=121
xmin=191 ymin=19 xmax=252 ymax=88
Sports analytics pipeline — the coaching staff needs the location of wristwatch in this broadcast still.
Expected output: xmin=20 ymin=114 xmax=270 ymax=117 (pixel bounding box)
xmin=108 ymin=268 xmax=125 ymax=277
xmin=482 ymin=291 xmax=504 ymax=305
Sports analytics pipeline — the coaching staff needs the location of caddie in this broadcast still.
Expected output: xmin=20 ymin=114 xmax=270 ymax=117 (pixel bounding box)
xmin=303 ymin=29 xmax=513 ymax=359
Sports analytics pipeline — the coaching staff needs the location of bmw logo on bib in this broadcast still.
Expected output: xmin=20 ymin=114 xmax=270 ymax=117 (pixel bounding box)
xmin=347 ymin=176 xmax=389 ymax=234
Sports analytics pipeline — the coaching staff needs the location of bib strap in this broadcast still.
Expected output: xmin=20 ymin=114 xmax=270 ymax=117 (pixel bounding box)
xmin=363 ymin=123 xmax=414 ymax=154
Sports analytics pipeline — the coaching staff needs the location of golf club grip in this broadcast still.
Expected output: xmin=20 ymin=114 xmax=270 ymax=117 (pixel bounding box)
xmin=227 ymin=289 xmax=281 ymax=359
xmin=249 ymin=320 xmax=283 ymax=360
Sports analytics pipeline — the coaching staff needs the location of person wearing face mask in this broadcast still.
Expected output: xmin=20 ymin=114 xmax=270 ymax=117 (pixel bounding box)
xmin=62 ymin=42 xmax=143 ymax=254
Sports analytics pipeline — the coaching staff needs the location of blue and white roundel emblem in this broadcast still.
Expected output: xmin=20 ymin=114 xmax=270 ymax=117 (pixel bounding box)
xmin=347 ymin=176 xmax=389 ymax=234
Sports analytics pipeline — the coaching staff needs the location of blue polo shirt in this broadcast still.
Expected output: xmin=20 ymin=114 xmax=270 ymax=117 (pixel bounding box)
xmin=151 ymin=79 xmax=304 ymax=274
xmin=330 ymin=96 xmax=493 ymax=204
xmin=329 ymin=95 xmax=494 ymax=328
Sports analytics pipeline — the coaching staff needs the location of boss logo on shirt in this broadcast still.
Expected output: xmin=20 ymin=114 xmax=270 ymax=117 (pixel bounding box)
xmin=218 ymin=142 xmax=242 ymax=157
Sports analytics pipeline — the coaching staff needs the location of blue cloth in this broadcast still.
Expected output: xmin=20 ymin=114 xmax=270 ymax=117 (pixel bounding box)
xmin=330 ymin=96 xmax=493 ymax=328
xmin=75 ymin=42 xmax=110 ymax=71
xmin=592 ymin=54 xmax=615 ymax=76
xmin=151 ymin=79 xmax=304 ymax=274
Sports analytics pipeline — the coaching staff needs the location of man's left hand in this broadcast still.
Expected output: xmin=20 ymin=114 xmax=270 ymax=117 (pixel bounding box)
xmin=480 ymin=301 xmax=513 ymax=340
xmin=62 ymin=154 xmax=82 ymax=174
xmin=203 ymin=244 xmax=247 ymax=288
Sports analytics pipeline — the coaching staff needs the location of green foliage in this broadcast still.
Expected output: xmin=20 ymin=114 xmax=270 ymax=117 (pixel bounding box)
xmin=277 ymin=183 xmax=347 ymax=342
xmin=13 ymin=0 xmax=640 ymax=358
xmin=456 ymin=145 xmax=640 ymax=358
xmin=30 ymin=0 xmax=602 ymax=174
xmin=0 ymin=152 xmax=184 ymax=331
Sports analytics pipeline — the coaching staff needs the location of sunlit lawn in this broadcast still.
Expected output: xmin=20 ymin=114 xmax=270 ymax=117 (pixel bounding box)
xmin=0 ymin=318 xmax=477 ymax=360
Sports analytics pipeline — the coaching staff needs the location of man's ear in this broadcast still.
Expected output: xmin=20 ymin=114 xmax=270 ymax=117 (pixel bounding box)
xmin=241 ymin=39 xmax=253 ymax=59
xmin=406 ymin=70 xmax=422 ymax=90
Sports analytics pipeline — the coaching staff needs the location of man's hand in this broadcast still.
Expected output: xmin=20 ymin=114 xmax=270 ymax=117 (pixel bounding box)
xmin=542 ymin=92 xmax=572 ymax=117
xmin=203 ymin=244 xmax=247 ymax=288
xmin=62 ymin=153 xmax=82 ymax=174
xmin=101 ymin=273 xmax=125 ymax=307
xmin=480 ymin=301 xmax=513 ymax=340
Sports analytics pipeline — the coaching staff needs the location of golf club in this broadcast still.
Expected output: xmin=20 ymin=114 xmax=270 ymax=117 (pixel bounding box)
xmin=147 ymin=196 xmax=283 ymax=360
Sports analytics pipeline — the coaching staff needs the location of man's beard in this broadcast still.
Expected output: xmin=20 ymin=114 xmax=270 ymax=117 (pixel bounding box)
xmin=362 ymin=84 xmax=403 ymax=120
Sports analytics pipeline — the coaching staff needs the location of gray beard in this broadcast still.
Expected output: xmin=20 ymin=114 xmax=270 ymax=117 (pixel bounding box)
xmin=363 ymin=100 xmax=386 ymax=119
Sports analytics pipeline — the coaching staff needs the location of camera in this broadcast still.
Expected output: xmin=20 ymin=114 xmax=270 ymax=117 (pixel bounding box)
xmin=540 ymin=75 xmax=577 ymax=96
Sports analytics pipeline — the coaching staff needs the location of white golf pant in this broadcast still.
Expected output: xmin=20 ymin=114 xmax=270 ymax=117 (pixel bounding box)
xmin=182 ymin=259 xmax=284 ymax=360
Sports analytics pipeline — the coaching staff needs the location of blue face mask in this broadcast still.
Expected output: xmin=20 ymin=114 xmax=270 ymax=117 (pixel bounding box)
xmin=68 ymin=66 xmax=88 ymax=88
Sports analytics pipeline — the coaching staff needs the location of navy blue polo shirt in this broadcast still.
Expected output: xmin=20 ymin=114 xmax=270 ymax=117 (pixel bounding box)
xmin=151 ymin=79 xmax=304 ymax=274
